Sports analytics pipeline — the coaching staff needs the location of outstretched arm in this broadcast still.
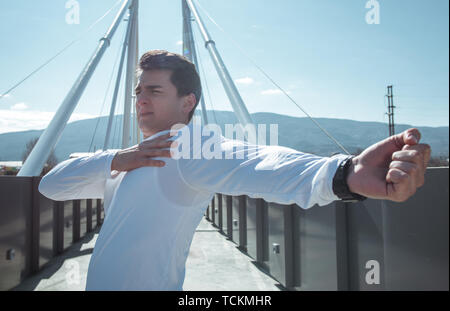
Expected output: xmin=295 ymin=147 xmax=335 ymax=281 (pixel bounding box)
xmin=176 ymin=127 xmax=430 ymax=208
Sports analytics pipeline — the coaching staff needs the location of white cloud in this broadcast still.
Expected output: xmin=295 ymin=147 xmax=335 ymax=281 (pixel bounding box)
xmin=0 ymin=94 xmax=11 ymax=98
xmin=261 ymin=89 xmax=291 ymax=95
xmin=176 ymin=40 xmax=183 ymax=46
xmin=235 ymin=77 xmax=254 ymax=85
xmin=0 ymin=109 xmax=96 ymax=134
xmin=10 ymin=102 xmax=28 ymax=110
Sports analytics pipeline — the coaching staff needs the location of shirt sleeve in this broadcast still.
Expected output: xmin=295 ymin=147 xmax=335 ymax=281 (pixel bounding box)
xmin=38 ymin=149 xmax=119 ymax=201
xmin=176 ymin=136 xmax=348 ymax=209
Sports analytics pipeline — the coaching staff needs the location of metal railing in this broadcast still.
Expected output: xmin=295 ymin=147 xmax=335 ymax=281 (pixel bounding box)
xmin=0 ymin=167 xmax=448 ymax=291
xmin=206 ymin=167 xmax=449 ymax=291
xmin=0 ymin=176 xmax=104 ymax=291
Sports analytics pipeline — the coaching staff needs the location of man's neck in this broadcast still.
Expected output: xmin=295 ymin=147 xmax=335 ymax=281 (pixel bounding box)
xmin=142 ymin=120 xmax=190 ymax=140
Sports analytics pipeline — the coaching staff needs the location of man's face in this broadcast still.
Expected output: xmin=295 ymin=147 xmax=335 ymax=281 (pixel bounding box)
xmin=135 ymin=69 xmax=194 ymax=138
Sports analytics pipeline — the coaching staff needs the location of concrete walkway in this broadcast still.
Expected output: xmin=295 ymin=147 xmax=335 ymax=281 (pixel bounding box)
xmin=13 ymin=217 xmax=283 ymax=291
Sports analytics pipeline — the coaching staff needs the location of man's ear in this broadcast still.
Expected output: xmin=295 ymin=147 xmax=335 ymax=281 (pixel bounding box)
xmin=182 ymin=93 xmax=196 ymax=114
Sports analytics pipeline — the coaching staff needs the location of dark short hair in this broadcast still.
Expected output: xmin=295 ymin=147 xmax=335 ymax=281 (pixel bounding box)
xmin=138 ymin=50 xmax=202 ymax=122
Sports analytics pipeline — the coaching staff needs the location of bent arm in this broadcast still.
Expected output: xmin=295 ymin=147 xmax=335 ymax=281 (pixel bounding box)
xmin=38 ymin=149 xmax=119 ymax=201
xmin=177 ymin=137 xmax=348 ymax=209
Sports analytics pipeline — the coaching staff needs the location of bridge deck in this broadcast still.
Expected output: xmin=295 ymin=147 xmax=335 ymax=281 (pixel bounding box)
xmin=13 ymin=217 xmax=283 ymax=291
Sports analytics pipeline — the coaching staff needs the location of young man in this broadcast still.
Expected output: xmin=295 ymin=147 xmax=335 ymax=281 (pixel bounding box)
xmin=39 ymin=50 xmax=431 ymax=290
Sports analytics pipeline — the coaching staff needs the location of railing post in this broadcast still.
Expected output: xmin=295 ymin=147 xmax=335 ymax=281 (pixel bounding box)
xmin=30 ymin=177 xmax=41 ymax=274
xmin=96 ymin=199 xmax=103 ymax=226
xmin=86 ymin=199 xmax=93 ymax=232
xmin=53 ymin=201 xmax=64 ymax=255
xmin=73 ymin=200 xmax=80 ymax=242
xmin=238 ymin=195 xmax=247 ymax=251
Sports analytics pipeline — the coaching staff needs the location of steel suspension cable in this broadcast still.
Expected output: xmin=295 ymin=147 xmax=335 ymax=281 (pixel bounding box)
xmin=88 ymin=24 xmax=127 ymax=152
xmin=192 ymin=27 xmax=219 ymax=126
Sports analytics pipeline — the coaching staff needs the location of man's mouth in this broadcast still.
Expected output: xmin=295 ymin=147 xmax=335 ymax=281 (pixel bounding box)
xmin=139 ymin=112 xmax=153 ymax=117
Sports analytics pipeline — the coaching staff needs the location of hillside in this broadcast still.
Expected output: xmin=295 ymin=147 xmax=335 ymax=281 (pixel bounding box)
xmin=0 ymin=111 xmax=448 ymax=162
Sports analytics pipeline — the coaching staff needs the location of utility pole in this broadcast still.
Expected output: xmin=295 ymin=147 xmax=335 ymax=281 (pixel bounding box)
xmin=386 ymin=85 xmax=395 ymax=136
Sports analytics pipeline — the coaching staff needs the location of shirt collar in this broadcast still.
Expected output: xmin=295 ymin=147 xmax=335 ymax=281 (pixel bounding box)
xmin=142 ymin=120 xmax=193 ymax=142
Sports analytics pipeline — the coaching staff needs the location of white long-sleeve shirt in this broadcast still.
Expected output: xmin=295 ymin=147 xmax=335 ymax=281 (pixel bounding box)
xmin=38 ymin=120 xmax=348 ymax=290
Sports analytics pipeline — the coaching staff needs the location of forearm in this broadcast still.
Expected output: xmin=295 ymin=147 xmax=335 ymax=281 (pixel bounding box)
xmin=346 ymin=156 xmax=361 ymax=194
xmin=39 ymin=149 xmax=118 ymax=201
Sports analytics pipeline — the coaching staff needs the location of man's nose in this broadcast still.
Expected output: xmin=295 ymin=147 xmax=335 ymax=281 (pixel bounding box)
xmin=136 ymin=94 xmax=147 ymax=108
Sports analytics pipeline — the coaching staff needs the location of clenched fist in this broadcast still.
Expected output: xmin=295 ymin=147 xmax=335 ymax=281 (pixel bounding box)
xmin=347 ymin=128 xmax=431 ymax=202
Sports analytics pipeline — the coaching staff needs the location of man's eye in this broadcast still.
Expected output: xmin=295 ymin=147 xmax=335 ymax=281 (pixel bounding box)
xmin=152 ymin=90 xmax=160 ymax=94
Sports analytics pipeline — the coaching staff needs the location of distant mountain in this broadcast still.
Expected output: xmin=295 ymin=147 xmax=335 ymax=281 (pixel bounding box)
xmin=0 ymin=111 xmax=448 ymax=162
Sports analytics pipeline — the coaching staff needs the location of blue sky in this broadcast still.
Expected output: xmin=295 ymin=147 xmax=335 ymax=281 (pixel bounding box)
xmin=0 ymin=0 xmax=448 ymax=134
